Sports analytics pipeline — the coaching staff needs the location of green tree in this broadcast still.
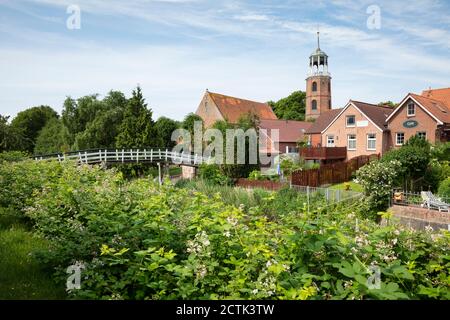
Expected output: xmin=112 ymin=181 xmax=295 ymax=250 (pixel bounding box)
xmin=268 ymin=91 xmax=306 ymax=121
xmin=62 ymin=95 xmax=105 ymax=146
xmin=0 ymin=115 xmax=23 ymax=153
xmin=34 ymin=118 xmax=71 ymax=155
xmin=182 ymin=113 xmax=203 ymax=137
xmin=378 ymin=101 xmax=397 ymax=108
xmin=73 ymin=91 xmax=127 ymax=150
xmin=154 ymin=117 xmax=180 ymax=149
xmin=10 ymin=106 xmax=58 ymax=152
xmin=116 ymin=86 xmax=155 ymax=148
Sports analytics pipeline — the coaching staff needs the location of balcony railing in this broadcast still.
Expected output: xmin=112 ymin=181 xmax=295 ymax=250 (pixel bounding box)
xmin=300 ymin=147 xmax=347 ymax=160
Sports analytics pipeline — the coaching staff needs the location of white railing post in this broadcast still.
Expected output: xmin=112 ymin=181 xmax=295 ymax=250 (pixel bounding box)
xmin=144 ymin=149 xmax=147 ymax=160
xmin=150 ymin=149 xmax=153 ymax=162
xmin=122 ymin=149 xmax=124 ymax=163
xmin=136 ymin=149 xmax=139 ymax=163
xmin=116 ymin=149 xmax=119 ymax=161
xmin=165 ymin=149 xmax=168 ymax=161
xmin=84 ymin=151 xmax=88 ymax=164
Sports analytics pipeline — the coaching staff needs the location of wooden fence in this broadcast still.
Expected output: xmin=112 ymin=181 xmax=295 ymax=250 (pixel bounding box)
xmin=291 ymin=154 xmax=380 ymax=187
xmin=236 ymin=178 xmax=287 ymax=191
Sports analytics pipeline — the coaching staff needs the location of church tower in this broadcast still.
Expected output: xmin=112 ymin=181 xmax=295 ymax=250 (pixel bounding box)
xmin=305 ymin=32 xmax=332 ymax=120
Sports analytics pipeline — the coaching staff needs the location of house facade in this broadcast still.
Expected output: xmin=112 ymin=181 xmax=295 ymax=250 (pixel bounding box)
xmin=386 ymin=91 xmax=450 ymax=147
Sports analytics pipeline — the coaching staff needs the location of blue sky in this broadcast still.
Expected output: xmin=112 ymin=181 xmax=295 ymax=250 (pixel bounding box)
xmin=1 ymin=0 xmax=450 ymax=121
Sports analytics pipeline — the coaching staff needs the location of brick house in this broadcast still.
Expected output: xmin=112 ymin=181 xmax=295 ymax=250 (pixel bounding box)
xmin=304 ymin=101 xmax=392 ymax=161
xmin=195 ymin=90 xmax=277 ymax=128
xmin=259 ymin=119 xmax=312 ymax=155
xmin=386 ymin=89 xmax=450 ymax=147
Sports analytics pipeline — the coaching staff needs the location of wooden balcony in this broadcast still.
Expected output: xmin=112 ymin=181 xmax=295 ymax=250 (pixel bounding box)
xmin=300 ymin=147 xmax=347 ymax=160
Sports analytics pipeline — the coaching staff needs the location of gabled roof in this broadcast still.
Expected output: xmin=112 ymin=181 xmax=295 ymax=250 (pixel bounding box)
xmin=304 ymin=108 xmax=342 ymax=134
xmin=386 ymin=93 xmax=450 ymax=124
xmin=421 ymin=88 xmax=450 ymax=108
xmin=259 ymin=119 xmax=312 ymax=142
xmin=351 ymin=100 xmax=393 ymax=131
xmin=311 ymin=100 xmax=393 ymax=134
xmin=208 ymin=91 xmax=277 ymax=123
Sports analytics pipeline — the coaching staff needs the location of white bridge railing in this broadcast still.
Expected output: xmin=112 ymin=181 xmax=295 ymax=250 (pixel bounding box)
xmin=34 ymin=149 xmax=209 ymax=166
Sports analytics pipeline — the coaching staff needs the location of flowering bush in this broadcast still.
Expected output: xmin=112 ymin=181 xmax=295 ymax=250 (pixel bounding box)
xmin=355 ymin=160 xmax=403 ymax=217
xmin=1 ymin=160 xmax=449 ymax=300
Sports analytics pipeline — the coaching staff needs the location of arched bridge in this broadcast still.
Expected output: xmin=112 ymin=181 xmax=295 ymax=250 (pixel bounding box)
xmin=34 ymin=149 xmax=209 ymax=167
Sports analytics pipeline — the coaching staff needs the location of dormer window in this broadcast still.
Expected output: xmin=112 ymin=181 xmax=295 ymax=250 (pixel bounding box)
xmin=407 ymin=102 xmax=415 ymax=117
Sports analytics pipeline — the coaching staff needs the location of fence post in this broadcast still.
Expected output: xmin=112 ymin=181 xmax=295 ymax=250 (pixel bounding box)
xmin=307 ymin=186 xmax=310 ymax=214
xmin=157 ymin=162 xmax=162 ymax=186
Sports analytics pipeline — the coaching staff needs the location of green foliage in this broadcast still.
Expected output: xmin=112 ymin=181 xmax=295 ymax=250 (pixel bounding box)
xmin=182 ymin=113 xmax=203 ymax=137
xmin=378 ymin=101 xmax=397 ymax=108
xmin=211 ymin=115 xmax=260 ymax=179
xmin=0 ymin=208 xmax=66 ymax=299
xmin=34 ymin=118 xmax=71 ymax=155
xmin=116 ymin=87 xmax=155 ymax=148
xmin=10 ymin=106 xmax=58 ymax=153
xmin=268 ymin=91 xmax=306 ymax=121
xmin=432 ymin=142 xmax=450 ymax=162
xmin=355 ymin=160 xmax=403 ymax=216
xmin=198 ymin=164 xmax=231 ymax=186
xmin=438 ymin=178 xmax=450 ymax=198
xmin=154 ymin=117 xmax=180 ymax=148
xmin=0 ymin=151 xmax=29 ymax=163
xmin=1 ymin=160 xmax=448 ymax=300
xmin=0 ymin=115 xmax=24 ymax=153
xmin=381 ymin=136 xmax=432 ymax=190
xmin=0 ymin=160 xmax=449 ymax=300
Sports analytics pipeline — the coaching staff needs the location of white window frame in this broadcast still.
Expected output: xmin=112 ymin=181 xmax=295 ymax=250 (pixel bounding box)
xmin=326 ymin=135 xmax=335 ymax=147
xmin=407 ymin=102 xmax=415 ymax=117
xmin=367 ymin=133 xmax=376 ymax=151
xmin=396 ymin=132 xmax=405 ymax=146
xmin=347 ymin=134 xmax=357 ymax=151
xmin=417 ymin=131 xmax=427 ymax=140
xmin=346 ymin=115 xmax=356 ymax=127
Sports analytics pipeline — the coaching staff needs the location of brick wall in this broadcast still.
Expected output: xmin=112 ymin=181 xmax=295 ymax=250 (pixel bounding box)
xmin=387 ymin=205 xmax=450 ymax=231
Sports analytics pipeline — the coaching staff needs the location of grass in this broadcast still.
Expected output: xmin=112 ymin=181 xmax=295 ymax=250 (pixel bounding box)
xmin=330 ymin=181 xmax=363 ymax=193
xmin=0 ymin=209 xmax=66 ymax=300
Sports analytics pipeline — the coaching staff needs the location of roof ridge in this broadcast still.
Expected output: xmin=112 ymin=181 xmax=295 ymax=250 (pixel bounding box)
xmin=208 ymin=91 xmax=268 ymax=105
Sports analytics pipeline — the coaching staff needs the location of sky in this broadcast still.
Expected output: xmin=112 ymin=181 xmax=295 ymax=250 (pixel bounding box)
xmin=1 ymin=0 xmax=450 ymax=121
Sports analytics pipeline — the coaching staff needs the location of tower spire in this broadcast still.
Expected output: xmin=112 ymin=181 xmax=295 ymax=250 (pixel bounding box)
xmin=317 ymin=31 xmax=320 ymax=50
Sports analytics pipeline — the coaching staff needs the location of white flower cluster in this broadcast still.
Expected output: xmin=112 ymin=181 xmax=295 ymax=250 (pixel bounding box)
xmin=226 ymin=216 xmax=238 ymax=227
xmin=186 ymin=231 xmax=211 ymax=257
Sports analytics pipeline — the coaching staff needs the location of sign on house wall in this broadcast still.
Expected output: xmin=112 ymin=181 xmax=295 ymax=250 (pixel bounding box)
xmin=403 ymin=120 xmax=418 ymax=128
xmin=357 ymin=120 xmax=369 ymax=127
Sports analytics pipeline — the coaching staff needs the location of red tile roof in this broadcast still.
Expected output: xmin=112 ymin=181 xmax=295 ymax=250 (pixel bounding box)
xmin=351 ymin=100 xmax=393 ymax=131
xmin=208 ymin=91 xmax=277 ymax=123
xmin=259 ymin=119 xmax=312 ymax=142
xmin=421 ymin=88 xmax=450 ymax=108
xmin=411 ymin=93 xmax=450 ymax=124
xmin=304 ymin=108 xmax=342 ymax=134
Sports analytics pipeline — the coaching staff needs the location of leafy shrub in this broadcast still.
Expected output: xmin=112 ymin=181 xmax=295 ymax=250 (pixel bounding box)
xmin=438 ymin=178 xmax=450 ymax=198
xmin=198 ymin=164 xmax=231 ymax=186
xmin=0 ymin=151 xmax=29 ymax=163
xmin=1 ymin=160 xmax=449 ymax=300
xmin=355 ymin=160 xmax=403 ymax=217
